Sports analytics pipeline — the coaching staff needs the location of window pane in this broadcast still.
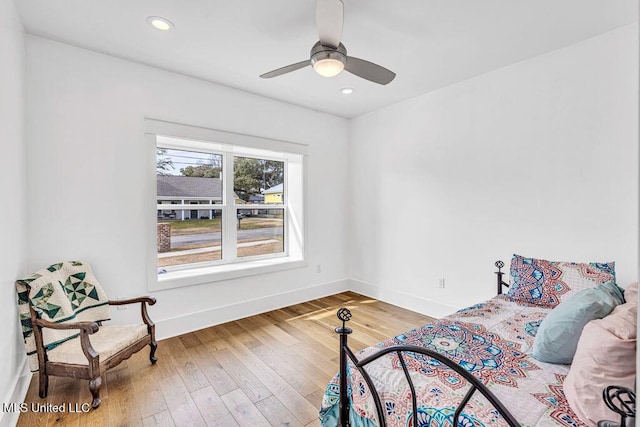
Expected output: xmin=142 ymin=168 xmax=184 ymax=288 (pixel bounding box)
xmin=157 ymin=210 xmax=222 ymax=268
xmin=233 ymin=156 xmax=284 ymax=204
xmin=157 ymin=148 xmax=223 ymax=204
xmin=236 ymin=209 xmax=284 ymax=258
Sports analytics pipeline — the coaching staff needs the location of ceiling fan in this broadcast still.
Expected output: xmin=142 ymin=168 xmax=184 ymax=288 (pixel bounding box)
xmin=260 ymin=0 xmax=396 ymax=85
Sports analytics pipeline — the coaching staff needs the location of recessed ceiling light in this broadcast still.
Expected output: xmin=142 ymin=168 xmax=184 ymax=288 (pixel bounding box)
xmin=340 ymin=88 xmax=355 ymax=95
xmin=146 ymin=16 xmax=174 ymax=31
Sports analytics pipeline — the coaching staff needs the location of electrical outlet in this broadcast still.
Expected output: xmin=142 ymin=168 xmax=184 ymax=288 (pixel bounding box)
xmin=316 ymin=264 xmax=322 ymax=273
xmin=439 ymin=278 xmax=445 ymax=289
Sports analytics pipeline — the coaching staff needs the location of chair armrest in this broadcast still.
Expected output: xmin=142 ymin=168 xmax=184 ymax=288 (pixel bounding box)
xmin=34 ymin=318 xmax=100 ymax=366
xmin=108 ymin=296 xmax=156 ymax=306
xmin=34 ymin=318 xmax=99 ymax=334
xmin=109 ymin=296 xmax=156 ymax=329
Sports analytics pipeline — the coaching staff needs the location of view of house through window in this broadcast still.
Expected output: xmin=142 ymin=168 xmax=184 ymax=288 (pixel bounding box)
xmin=157 ymin=147 xmax=286 ymax=271
xmin=234 ymin=156 xmax=284 ymax=258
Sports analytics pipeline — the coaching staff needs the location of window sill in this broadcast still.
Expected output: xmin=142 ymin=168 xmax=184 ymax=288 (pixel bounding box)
xmin=151 ymin=257 xmax=307 ymax=291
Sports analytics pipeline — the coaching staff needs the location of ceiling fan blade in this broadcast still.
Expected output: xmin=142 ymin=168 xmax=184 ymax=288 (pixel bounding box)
xmin=316 ymin=0 xmax=343 ymax=48
xmin=260 ymin=60 xmax=311 ymax=79
xmin=345 ymin=56 xmax=396 ymax=85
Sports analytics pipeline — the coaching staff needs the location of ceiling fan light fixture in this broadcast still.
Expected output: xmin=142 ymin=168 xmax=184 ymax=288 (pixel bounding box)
xmin=313 ymin=58 xmax=345 ymax=77
xmin=259 ymin=3 xmax=395 ymax=85
xmin=146 ymin=16 xmax=174 ymax=31
xmin=310 ymin=42 xmax=347 ymax=78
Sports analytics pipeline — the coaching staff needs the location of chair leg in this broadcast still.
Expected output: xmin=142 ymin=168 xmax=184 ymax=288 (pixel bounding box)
xmin=38 ymin=371 xmax=49 ymax=398
xmin=89 ymin=376 xmax=102 ymax=408
xmin=150 ymin=340 xmax=158 ymax=364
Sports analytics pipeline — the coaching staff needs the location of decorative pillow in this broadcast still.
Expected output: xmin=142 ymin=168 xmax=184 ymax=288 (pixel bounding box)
xmin=622 ymin=281 xmax=637 ymax=304
xmin=507 ymin=254 xmax=615 ymax=307
xmin=531 ymin=280 xmax=624 ymax=364
xmin=563 ymin=282 xmax=637 ymax=426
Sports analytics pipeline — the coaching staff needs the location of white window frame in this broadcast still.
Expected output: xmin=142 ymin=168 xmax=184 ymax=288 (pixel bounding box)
xmin=146 ymin=119 xmax=307 ymax=291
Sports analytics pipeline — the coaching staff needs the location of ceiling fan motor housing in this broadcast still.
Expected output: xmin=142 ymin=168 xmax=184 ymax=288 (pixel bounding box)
xmin=310 ymin=41 xmax=347 ymax=67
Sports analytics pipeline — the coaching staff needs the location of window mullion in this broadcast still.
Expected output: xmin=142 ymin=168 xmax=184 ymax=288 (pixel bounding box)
xmin=222 ymin=152 xmax=237 ymax=262
xmin=156 ymin=204 xmax=220 ymax=210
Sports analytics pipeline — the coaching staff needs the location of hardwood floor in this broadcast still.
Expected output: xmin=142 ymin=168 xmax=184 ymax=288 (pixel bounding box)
xmin=17 ymin=291 xmax=435 ymax=427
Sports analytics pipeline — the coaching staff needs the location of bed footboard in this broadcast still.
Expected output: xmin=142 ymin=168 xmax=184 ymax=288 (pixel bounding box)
xmin=335 ymin=307 xmax=518 ymax=427
xmin=334 ymin=261 xmax=518 ymax=427
xmin=335 ymin=308 xmax=353 ymax=425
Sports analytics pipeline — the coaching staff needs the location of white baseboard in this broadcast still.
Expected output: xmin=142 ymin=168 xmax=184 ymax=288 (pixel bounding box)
xmin=156 ymin=278 xmax=350 ymax=340
xmin=349 ymin=278 xmax=459 ymax=319
xmin=0 ymin=356 xmax=32 ymax=427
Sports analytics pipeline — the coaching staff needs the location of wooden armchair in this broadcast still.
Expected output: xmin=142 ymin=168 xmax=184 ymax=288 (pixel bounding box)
xmin=16 ymin=261 xmax=157 ymax=409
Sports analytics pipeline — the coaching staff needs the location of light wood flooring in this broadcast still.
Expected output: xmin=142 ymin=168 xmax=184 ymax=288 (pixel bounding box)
xmin=17 ymin=291 xmax=435 ymax=427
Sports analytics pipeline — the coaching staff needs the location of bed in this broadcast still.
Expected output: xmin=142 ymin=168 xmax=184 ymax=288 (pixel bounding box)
xmin=319 ymin=258 xmax=634 ymax=427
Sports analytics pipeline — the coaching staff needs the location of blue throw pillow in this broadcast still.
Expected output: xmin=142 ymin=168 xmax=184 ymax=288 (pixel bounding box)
xmin=531 ymin=280 xmax=625 ymax=364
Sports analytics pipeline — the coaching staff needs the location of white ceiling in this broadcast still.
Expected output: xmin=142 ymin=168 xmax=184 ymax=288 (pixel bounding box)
xmin=15 ymin=0 xmax=638 ymax=118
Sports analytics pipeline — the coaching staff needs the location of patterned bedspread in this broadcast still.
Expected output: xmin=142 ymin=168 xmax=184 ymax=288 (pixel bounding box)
xmin=320 ymin=296 xmax=586 ymax=427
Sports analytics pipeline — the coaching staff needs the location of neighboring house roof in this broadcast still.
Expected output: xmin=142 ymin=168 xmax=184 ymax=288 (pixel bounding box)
xmin=248 ymin=194 xmax=265 ymax=203
xmin=264 ymin=183 xmax=283 ymax=194
xmin=157 ymin=175 xmax=222 ymax=198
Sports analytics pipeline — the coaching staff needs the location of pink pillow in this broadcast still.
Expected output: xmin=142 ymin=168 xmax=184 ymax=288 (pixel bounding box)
xmin=622 ymin=282 xmax=637 ymax=309
xmin=563 ymin=283 xmax=637 ymax=426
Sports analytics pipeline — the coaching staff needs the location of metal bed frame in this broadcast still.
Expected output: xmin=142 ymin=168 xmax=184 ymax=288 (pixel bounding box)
xmin=333 ymin=261 xmax=518 ymax=427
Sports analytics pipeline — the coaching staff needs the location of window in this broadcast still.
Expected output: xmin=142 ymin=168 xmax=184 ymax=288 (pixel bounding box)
xmin=157 ymin=148 xmax=223 ymax=268
xmin=147 ymin=120 xmax=306 ymax=290
xmin=234 ymin=156 xmax=285 ymax=259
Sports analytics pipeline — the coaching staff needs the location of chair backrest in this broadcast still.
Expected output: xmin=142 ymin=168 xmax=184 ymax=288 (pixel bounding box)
xmin=15 ymin=261 xmax=111 ymax=371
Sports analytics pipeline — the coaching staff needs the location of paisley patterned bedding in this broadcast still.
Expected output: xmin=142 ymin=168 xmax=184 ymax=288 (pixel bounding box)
xmin=319 ymin=296 xmax=587 ymax=427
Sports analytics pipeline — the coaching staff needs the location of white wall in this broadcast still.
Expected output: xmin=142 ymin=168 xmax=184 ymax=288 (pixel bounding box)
xmin=0 ymin=0 xmax=29 ymax=424
xmin=349 ymin=24 xmax=638 ymax=318
xmin=25 ymin=36 xmax=350 ymax=339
